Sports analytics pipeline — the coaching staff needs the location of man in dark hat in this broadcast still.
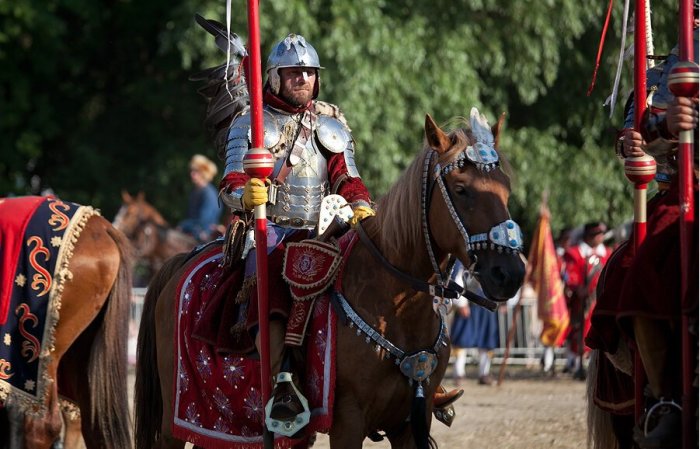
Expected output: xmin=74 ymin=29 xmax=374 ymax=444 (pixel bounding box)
xmin=562 ymin=221 xmax=612 ymax=379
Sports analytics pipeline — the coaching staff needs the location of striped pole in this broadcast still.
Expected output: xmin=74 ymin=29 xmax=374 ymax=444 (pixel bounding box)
xmin=242 ymin=0 xmax=275 ymax=445
xmin=667 ymin=2 xmax=698 ymax=446
xmin=627 ymin=0 xmax=654 ymax=422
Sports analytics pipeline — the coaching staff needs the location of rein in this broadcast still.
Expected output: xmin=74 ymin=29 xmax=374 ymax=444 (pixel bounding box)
xmin=355 ymin=223 xmax=498 ymax=311
xmin=354 ymin=139 xmax=524 ymax=315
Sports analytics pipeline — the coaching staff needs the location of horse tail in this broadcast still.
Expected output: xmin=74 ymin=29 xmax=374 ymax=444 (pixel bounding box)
xmin=134 ymin=252 xmax=189 ymax=449
xmin=410 ymin=388 xmax=435 ymax=449
xmin=86 ymin=225 xmax=133 ymax=448
xmin=586 ymin=350 xmax=620 ymax=449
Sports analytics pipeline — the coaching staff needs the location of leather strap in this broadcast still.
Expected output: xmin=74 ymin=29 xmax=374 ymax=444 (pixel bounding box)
xmin=355 ymin=221 xmax=498 ymax=311
xmin=273 ymin=111 xmax=313 ymax=185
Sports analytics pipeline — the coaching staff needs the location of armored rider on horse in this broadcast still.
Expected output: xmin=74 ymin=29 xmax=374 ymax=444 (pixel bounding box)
xmin=218 ymin=34 xmax=463 ymax=430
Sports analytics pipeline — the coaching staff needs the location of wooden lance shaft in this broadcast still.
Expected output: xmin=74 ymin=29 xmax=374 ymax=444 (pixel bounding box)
xmin=243 ymin=2 xmax=274 ymax=444
xmin=630 ymin=0 xmax=650 ymax=422
xmin=668 ymin=1 xmax=698 ymax=446
xmin=624 ymin=154 xmax=656 ymax=421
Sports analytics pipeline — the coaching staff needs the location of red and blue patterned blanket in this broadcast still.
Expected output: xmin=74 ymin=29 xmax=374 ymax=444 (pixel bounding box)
xmin=0 ymin=196 xmax=97 ymax=412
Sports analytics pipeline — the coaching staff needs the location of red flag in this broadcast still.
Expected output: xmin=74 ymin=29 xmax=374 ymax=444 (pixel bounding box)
xmin=527 ymin=203 xmax=570 ymax=347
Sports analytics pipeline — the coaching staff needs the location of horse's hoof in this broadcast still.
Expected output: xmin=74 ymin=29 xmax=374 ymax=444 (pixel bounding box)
xmin=478 ymin=375 xmax=494 ymax=386
xmin=572 ymin=368 xmax=587 ymax=381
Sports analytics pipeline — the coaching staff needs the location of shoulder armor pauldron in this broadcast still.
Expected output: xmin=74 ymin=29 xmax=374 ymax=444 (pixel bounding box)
xmin=225 ymin=109 xmax=283 ymax=175
xmin=315 ymin=115 xmax=351 ymax=154
xmin=228 ymin=109 xmax=282 ymax=149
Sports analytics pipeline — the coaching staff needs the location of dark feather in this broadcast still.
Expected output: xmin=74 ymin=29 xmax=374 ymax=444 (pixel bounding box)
xmin=189 ymin=63 xmax=235 ymax=82
xmin=194 ymin=13 xmax=247 ymax=57
xmin=192 ymin=13 xmax=250 ymax=157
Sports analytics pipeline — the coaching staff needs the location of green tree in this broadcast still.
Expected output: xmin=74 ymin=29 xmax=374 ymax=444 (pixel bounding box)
xmin=0 ymin=0 xmax=680 ymax=242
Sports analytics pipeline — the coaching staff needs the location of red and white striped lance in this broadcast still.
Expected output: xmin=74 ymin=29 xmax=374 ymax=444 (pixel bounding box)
xmin=668 ymin=2 xmax=697 ymax=447
xmin=242 ymin=1 xmax=275 ymax=445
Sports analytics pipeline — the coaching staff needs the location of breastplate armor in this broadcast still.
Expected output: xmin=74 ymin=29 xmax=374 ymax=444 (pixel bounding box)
xmin=267 ymin=111 xmax=330 ymax=229
xmin=225 ymin=105 xmax=355 ymax=229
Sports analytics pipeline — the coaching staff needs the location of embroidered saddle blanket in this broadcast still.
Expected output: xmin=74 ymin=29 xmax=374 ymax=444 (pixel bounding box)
xmin=172 ymin=246 xmax=337 ymax=449
xmin=0 ymin=196 xmax=97 ymax=412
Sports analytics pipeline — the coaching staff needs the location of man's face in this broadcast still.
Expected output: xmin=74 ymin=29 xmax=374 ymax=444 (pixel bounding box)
xmin=587 ymin=232 xmax=605 ymax=247
xmin=278 ymin=67 xmax=316 ymax=106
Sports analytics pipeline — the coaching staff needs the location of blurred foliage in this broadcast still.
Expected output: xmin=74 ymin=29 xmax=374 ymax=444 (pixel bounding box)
xmin=0 ymin=0 xmax=680 ymax=245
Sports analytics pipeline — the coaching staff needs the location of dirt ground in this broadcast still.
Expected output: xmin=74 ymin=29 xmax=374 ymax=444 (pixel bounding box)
xmin=309 ymin=366 xmax=588 ymax=449
xmin=133 ymin=365 xmax=588 ymax=449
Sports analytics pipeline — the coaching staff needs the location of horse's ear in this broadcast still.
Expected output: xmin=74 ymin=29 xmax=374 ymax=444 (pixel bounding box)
xmin=425 ymin=114 xmax=451 ymax=154
xmin=492 ymin=112 xmax=506 ymax=148
xmin=137 ymin=191 xmax=145 ymax=202
xmin=121 ymin=190 xmax=132 ymax=203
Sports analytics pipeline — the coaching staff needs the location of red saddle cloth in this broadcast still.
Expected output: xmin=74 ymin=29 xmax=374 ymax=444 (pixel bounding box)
xmin=0 ymin=196 xmax=45 ymax=324
xmin=172 ymin=246 xmax=337 ymax=449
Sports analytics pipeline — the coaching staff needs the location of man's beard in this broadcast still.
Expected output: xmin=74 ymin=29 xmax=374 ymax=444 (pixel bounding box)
xmin=281 ymin=86 xmax=313 ymax=107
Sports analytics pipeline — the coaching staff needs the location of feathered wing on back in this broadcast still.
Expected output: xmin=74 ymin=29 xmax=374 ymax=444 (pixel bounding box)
xmin=190 ymin=14 xmax=250 ymax=158
xmin=194 ymin=14 xmax=247 ymax=57
xmin=469 ymin=107 xmax=495 ymax=148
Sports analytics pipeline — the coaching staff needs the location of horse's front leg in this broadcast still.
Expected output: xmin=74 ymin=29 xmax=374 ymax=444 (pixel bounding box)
xmin=2 ymin=402 xmax=26 ymax=449
xmin=328 ymin=396 xmax=366 ymax=449
xmin=61 ymin=407 xmax=84 ymax=449
xmin=23 ymin=382 xmax=63 ymax=449
xmin=154 ymin=288 xmax=186 ymax=449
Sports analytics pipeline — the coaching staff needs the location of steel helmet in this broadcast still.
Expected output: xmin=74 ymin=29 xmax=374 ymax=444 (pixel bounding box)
xmin=266 ymin=34 xmax=323 ymax=95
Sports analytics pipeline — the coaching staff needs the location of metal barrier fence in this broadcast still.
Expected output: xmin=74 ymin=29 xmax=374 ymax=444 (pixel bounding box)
xmin=128 ymin=287 xmax=147 ymax=365
xmin=127 ymin=287 xmax=563 ymax=367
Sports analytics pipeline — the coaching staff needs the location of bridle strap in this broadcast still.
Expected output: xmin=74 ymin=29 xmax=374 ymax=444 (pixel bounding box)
xmin=355 ymin=222 xmax=462 ymax=299
xmin=355 ymin=222 xmax=498 ymax=310
xmin=420 ymin=151 xmax=446 ymax=283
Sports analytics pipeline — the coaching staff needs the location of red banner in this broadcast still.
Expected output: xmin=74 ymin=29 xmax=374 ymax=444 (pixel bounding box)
xmin=527 ymin=205 xmax=570 ymax=347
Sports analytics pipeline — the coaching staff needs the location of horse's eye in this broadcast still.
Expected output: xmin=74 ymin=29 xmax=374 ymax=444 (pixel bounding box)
xmin=454 ymin=184 xmax=466 ymax=195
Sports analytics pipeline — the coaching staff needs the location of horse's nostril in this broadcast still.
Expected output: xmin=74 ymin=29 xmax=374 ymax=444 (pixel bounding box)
xmin=490 ymin=265 xmax=508 ymax=284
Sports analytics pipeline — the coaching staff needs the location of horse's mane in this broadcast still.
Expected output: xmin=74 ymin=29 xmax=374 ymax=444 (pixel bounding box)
xmin=376 ymin=118 xmax=511 ymax=259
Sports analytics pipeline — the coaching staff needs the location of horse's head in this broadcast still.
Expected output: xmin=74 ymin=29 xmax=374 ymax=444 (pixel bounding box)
xmin=424 ymin=109 xmax=525 ymax=301
xmin=113 ymin=191 xmax=167 ymax=245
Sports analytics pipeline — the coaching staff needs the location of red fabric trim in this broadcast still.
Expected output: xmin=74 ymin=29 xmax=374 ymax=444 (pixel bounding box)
xmin=220 ymin=172 xmax=250 ymax=193
xmin=0 ymin=196 xmax=46 ymax=324
xmin=327 ymin=153 xmax=371 ymax=204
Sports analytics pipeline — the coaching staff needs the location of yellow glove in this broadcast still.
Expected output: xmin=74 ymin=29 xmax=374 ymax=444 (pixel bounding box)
xmin=242 ymin=178 xmax=268 ymax=210
xmin=349 ymin=205 xmax=375 ymax=228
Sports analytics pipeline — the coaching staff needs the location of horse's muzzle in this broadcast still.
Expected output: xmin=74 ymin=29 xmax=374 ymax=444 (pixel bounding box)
xmin=477 ymin=258 xmax=526 ymax=301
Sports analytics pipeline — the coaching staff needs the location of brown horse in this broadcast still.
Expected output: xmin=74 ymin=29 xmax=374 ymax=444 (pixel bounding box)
xmin=0 ymin=197 xmax=132 ymax=449
xmin=113 ymin=191 xmax=198 ymax=282
xmin=134 ymin=111 xmax=526 ymax=449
